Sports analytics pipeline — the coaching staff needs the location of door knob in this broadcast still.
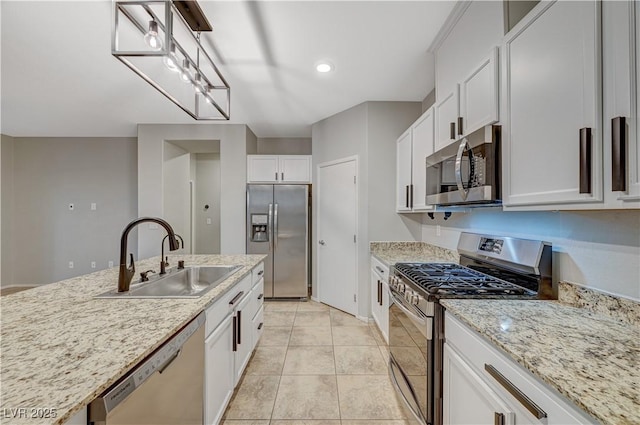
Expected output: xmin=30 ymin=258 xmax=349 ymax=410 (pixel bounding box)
xmin=318 ymin=240 xmax=326 ymax=245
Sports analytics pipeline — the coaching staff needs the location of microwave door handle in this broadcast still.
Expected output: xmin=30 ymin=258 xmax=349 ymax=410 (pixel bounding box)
xmin=454 ymin=139 xmax=469 ymax=200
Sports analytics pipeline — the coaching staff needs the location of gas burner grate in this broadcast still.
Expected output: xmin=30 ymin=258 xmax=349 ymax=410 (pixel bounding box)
xmin=394 ymin=263 xmax=532 ymax=297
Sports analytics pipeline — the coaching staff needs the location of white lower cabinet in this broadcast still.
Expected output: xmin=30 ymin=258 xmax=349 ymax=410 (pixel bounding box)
xmin=370 ymin=256 xmax=389 ymax=343
xmin=204 ymin=264 xmax=264 ymax=425
xmin=233 ymin=292 xmax=253 ymax=385
xmin=443 ymin=343 xmax=516 ymax=425
xmin=444 ymin=313 xmax=597 ymax=425
xmin=204 ymin=314 xmax=234 ymax=425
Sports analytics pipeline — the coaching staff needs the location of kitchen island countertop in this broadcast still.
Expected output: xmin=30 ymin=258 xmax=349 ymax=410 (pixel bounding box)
xmin=441 ymin=299 xmax=640 ymax=425
xmin=0 ymin=254 xmax=266 ymax=425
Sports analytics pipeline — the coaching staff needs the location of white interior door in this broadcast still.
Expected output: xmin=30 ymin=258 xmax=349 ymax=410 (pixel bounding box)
xmin=317 ymin=157 xmax=357 ymax=315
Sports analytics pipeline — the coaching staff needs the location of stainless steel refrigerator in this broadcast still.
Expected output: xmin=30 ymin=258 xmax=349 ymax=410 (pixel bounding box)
xmin=246 ymin=184 xmax=309 ymax=298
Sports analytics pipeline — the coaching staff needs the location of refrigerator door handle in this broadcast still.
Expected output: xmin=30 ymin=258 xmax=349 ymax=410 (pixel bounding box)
xmin=274 ymin=203 xmax=279 ymax=251
xmin=268 ymin=203 xmax=274 ymax=252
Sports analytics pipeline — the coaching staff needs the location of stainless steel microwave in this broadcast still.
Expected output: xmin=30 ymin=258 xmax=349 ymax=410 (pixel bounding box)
xmin=425 ymin=125 xmax=501 ymax=206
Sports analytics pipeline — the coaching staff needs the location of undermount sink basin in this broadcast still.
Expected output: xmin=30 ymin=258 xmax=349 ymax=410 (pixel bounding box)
xmin=95 ymin=265 xmax=242 ymax=299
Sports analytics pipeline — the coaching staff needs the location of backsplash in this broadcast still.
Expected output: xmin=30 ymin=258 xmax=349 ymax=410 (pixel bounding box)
xmin=420 ymin=209 xmax=640 ymax=302
xmin=558 ymin=281 xmax=640 ymax=327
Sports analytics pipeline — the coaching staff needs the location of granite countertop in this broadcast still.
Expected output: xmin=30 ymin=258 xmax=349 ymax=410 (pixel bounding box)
xmin=441 ymin=299 xmax=640 ymax=425
xmin=370 ymin=241 xmax=459 ymax=266
xmin=0 ymin=254 xmax=266 ymax=425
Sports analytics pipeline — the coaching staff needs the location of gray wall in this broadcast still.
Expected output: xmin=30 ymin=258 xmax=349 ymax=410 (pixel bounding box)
xmin=257 ymin=138 xmax=312 ymax=155
xmin=422 ymin=210 xmax=640 ymax=301
xmin=1 ymin=135 xmax=15 ymax=287
xmin=422 ymin=89 xmax=436 ymax=113
xmin=1 ymin=137 xmax=137 ymax=287
xmin=194 ymin=153 xmax=221 ymax=254
xmin=312 ymin=101 xmax=422 ymax=318
xmin=137 ymin=124 xmax=251 ymax=258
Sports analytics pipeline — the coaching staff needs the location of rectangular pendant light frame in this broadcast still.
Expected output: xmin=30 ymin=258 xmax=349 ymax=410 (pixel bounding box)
xmin=112 ymin=0 xmax=230 ymax=120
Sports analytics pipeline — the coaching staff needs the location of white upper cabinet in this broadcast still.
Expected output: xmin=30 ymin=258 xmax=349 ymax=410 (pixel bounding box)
xmin=411 ymin=108 xmax=436 ymax=211
xmin=459 ymin=47 xmax=499 ymax=137
xmin=396 ymin=108 xmax=436 ymax=213
xmin=396 ymin=129 xmax=413 ymax=212
xmin=247 ymin=155 xmax=279 ymax=182
xmin=602 ymin=0 xmax=640 ymax=206
xmin=433 ymin=1 xmax=503 ymax=152
xmin=502 ymin=0 xmax=602 ymax=207
xmin=434 ymin=86 xmax=460 ymax=152
xmin=247 ymin=155 xmax=311 ymax=183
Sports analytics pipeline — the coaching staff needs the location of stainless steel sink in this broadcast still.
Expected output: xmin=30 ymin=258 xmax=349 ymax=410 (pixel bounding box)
xmin=95 ymin=265 xmax=242 ymax=299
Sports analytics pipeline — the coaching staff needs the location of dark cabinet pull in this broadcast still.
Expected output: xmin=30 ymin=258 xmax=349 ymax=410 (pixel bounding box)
xmin=405 ymin=185 xmax=409 ymax=208
xmin=232 ymin=316 xmax=237 ymax=352
xmin=579 ymin=127 xmax=592 ymax=194
xmin=379 ymin=280 xmax=383 ymax=306
xmin=275 ymin=172 xmax=278 ymax=181
xmin=409 ymin=184 xmax=414 ymax=208
xmin=237 ymin=310 xmax=242 ymax=345
xmin=377 ymin=280 xmax=381 ymax=304
xmin=281 ymin=172 xmax=284 ymax=180
xmin=450 ymin=122 xmax=456 ymax=140
xmin=258 ymin=322 xmax=263 ymax=330
xmin=229 ymin=291 xmax=244 ymax=306
xmin=612 ymin=117 xmax=627 ymax=191
xmin=494 ymin=412 xmax=505 ymax=425
xmin=458 ymin=116 xmax=464 ymax=135
xmin=485 ymin=364 xmax=547 ymax=419
xmin=257 ymin=270 xmax=264 ymax=276
xmin=257 ymin=293 xmax=264 ymax=300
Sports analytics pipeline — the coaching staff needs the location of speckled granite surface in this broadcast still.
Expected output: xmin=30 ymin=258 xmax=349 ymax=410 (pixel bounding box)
xmin=370 ymin=241 xmax=459 ymax=266
xmin=558 ymin=281 xmax=640 ymax=326
xmin=0 ymin=254 xmax=265 ymax=425
xmin=441 ymin=299 xmax=640 ymax=425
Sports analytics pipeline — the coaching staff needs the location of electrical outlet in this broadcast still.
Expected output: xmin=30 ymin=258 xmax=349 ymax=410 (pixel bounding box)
xmin=91 ymin=261 xmax=96 ymax=269
xmin=68 ymin=203 xmax=74 ymax=211
xmin=206 ymin=218 xmax=212 ymax=225
xmin=149 ymin=223 xmax=159 ymax=229
xmin=90 ymin=203 xmax=97 ymax=211
xmin=108 ymin=261 xmax=114 ymax=268
xmin=68 ymin=261 xmax=74 ymax=269
xmin=436 ymin=225 xmax=441 ymax=237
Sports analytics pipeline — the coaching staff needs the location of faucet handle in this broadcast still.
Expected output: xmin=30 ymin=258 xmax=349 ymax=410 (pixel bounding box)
xmin=140 ymin=269 xmax=156 ymax=282
xmin=128 ymin=253 xmax=135 ymax=272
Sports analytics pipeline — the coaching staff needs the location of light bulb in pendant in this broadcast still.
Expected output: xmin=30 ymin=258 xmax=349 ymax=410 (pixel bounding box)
xmin=193 ymin=73 xmax=205 ymax=94
xmin=180 ymin=60 xmax=192 ymax=83
xmin=163 ymin=43 xmax=179 ymax=72
xmin=204 ymin=86 xmax=213 ymax=104
xmin=144 ymin=21 xmax=163 ymax=51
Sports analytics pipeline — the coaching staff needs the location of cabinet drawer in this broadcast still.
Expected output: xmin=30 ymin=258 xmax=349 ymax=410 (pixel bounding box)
xmin=249 ymin=277 xmax=265 ymax=321
xmin=252 ymin=262 xmax=265 ymax=285
xmin=371 ymin=256 xmax=389 ymax=282
xmin=252 ymin=305 xmax=265 ymax=348
xmin=205 ymin=273 xmax=252 ymax=337
xmin=445 ymin=313 xmax=597 ymax=424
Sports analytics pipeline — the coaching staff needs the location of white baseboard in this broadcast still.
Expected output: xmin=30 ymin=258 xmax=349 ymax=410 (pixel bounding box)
xmin=310 ymin=296 xmax=320 ymax=303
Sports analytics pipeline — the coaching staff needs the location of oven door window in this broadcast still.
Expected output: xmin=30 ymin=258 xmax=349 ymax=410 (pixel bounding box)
xmin=388 ymin=290 xmax=430 ymax=423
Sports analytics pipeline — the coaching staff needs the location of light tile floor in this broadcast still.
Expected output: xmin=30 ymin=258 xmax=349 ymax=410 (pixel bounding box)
xmin=222 ymin=300 xmax=411 ymax=425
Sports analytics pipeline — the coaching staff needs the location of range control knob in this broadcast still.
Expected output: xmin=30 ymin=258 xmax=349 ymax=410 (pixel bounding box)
xmin=404 ymin=289 xmax=414 ymax=303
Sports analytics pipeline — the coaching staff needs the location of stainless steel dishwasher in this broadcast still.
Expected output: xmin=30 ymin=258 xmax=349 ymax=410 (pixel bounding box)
xmin=89 ymin=312 xmax=205 ymax=425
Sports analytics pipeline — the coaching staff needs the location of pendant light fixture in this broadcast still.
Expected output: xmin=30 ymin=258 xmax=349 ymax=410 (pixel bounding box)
xmin=112 ymin=0 xmax=230 ymax=120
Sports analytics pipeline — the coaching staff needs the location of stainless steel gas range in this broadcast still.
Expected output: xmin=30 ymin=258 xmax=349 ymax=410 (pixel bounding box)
xmin=387 ymin=232 xmax=553 ymax=425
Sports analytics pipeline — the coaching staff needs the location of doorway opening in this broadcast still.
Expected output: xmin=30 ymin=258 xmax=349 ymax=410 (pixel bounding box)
xmin=163 ymin=140 xmax=221 ymax=254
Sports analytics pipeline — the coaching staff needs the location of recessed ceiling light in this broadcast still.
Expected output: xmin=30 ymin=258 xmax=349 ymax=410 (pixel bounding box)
xmin=316 ymin=62 xmax=333 ymax=73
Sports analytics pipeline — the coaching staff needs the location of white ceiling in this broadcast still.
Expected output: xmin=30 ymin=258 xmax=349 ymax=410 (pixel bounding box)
xmin=1 ymin=1 xmax=454 ymax=138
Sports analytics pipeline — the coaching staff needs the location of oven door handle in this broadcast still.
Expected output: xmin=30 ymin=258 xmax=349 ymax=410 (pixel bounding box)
xmin=389 ymin=289 xmax=426 ymax=327
xmin=389 ymin=356 xmax=428 ymax=425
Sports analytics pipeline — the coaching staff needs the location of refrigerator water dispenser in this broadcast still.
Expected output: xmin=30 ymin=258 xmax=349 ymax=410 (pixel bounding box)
xmin=251 ymin=214 xmax=269 ymax=242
